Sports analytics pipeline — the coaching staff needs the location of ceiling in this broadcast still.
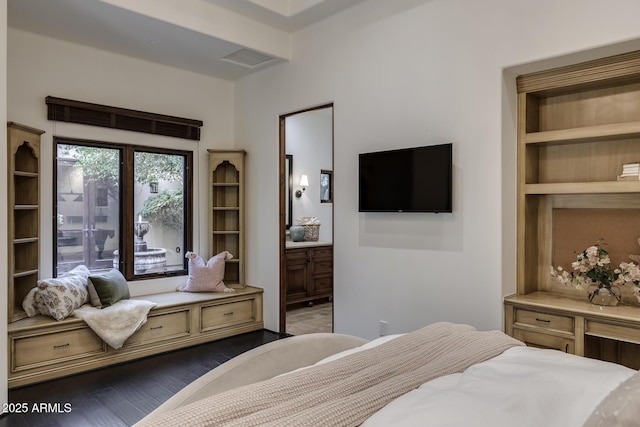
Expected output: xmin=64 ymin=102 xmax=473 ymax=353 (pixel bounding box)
xmin=8 ymin=0 xmax=365 ymax=81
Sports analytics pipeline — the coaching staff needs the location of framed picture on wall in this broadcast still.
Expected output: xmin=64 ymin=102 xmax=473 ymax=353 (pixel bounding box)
xmin=320 ymin=170 xmax=332 ymax=203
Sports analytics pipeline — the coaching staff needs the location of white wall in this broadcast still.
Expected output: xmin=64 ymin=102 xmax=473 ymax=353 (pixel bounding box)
xmin=6 ymin=0 xmax=640 ymax=347
xmin=286 ymin=108 xmax=333 ymax=243
xmin=237 ymin=0 xmax=640 ymax=338
xmin=7 ymin=28 xmax=235 ymax=296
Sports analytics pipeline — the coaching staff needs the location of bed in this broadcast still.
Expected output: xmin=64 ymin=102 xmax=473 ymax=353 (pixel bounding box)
xmin=134 ymin=322 xmax=640 ymax=426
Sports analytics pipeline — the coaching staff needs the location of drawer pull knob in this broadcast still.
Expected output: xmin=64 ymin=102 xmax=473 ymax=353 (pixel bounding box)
xmin=53 ymin=343 xmax=70 ymax=350
xmin=535 ymin=318 xmax=551 ymax=323
xmin=224 ymin=312 xmax=234 ymax=316
xmin=150 ymin=326 xmax=163 ymax=330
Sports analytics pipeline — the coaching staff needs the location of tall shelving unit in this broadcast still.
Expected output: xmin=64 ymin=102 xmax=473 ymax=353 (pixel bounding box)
xmin=8 ymin=122 xmax=44 ymax=323
xmin=504 ymin=50 xmax=640 ymax=369
xmin=208 ymin=149 xmax=246 ymax=287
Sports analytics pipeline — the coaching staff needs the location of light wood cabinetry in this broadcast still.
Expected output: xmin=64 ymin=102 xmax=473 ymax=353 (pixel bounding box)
xmin=7 ymin=144 xmax=264 ymax=387
xmin=208 ymin=149 xmax=246 ymax=287
xmin=285 ymin=244 xmax=333 ymax=306
xmin=201 ymin=296 xmax=258 ymax=331
xmin=8 ymin=287 xmax=264 ymax=387
xmin=504 ymin=50 xmax=640 ymax=369
xmin=505 ymin=293 xmax=640 ymax=368
xmin=7 ymin=122 xmax=45 ymax=323
xmin=122 ymin=307 xmax=191 ymax=348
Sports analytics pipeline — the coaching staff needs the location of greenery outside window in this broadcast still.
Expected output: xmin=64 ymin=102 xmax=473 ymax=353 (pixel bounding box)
xmin=54 ymin=137 xmax=193 ymax=280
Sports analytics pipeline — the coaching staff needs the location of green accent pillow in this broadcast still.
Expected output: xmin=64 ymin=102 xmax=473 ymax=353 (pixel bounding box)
xmin=88 ymin=269 xmax=130 ymax=309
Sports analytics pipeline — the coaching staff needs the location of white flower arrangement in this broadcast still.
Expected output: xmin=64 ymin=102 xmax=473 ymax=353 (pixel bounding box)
xmin=550 ymin=240 xmax=640 ymax=302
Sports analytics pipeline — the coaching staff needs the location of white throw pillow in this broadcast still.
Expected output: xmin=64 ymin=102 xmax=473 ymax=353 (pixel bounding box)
xmin=179 ymin=251 xmax=235 ymax=293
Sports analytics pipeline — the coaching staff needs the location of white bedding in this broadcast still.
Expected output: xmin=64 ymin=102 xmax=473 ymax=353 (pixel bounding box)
xmin=312 ymin=335 xmax=635 ymax=427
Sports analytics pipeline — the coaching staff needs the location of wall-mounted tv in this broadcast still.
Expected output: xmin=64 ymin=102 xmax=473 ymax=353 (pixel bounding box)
xmin=358 ymin=143 xmax=452 ymax=213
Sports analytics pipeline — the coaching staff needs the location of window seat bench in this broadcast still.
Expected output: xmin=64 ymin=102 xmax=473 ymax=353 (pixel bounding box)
xmin=8 ymin=286 xmax=263 ymax=388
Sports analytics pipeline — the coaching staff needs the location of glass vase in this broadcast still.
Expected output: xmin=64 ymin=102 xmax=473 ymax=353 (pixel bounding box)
xmin=588 ymin=285 xmax=621 ymax=307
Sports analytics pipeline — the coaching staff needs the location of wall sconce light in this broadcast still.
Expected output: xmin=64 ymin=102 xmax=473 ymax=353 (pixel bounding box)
xmin=149 ymin=181 xmax=159 ymax=194
xmin=295 ymin=174 xmax=309 ymax=198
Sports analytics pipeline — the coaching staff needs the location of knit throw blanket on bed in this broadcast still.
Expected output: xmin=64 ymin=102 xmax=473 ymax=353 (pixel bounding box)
xmin=139 ymin=322 xmax=524 ymax=427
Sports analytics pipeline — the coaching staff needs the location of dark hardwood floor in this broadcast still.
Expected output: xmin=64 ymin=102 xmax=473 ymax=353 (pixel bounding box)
xmin=1 ymin=330 xmax=280 ymax=427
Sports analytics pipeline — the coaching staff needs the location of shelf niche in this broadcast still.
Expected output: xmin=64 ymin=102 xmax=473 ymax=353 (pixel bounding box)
xmin=208 ymin=150 xmax=246 ymax=287
xmin=548 ymin=207 xmax=640 ymax=303
xmin=8 ymin=122 xmax=44 ymax=323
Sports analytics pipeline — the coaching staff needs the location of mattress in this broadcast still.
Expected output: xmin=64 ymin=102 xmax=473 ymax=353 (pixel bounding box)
xmin=316 ymin=334 xmax=635 ymax=427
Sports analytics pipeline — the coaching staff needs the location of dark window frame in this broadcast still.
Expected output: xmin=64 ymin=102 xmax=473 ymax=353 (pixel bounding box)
xmin=53 ymin=136 xmax=193 ymax=281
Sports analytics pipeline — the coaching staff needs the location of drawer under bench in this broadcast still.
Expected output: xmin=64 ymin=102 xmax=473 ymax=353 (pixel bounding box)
xmin=8 ymin=286 xmax=263 ymax=388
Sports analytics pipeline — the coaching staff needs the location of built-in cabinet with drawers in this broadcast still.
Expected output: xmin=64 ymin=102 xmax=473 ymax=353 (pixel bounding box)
xmin=285 ymin=243 xmax=333 ymax=306
xmin=7 ymin=122 xmax=44 ymax=323
xmin=7 ymin=144 xmax=264 ymax=387
xmin=504 ymin=50 xmax=640 ymax=369
xmin=8 ymin=287 xmax=264 ymax=387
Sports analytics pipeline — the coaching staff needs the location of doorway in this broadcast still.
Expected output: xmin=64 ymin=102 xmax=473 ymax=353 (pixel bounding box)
xmin=279 ymin=104 xmax=334 ymax=335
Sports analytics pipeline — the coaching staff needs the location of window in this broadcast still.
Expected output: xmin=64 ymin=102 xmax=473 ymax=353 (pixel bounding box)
xmin=55 ymin=138 xmax=193 ymax=280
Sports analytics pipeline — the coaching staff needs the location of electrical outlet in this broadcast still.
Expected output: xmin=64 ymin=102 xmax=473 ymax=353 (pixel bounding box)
xmin=379 ymin=320 xmax=388 ymax=337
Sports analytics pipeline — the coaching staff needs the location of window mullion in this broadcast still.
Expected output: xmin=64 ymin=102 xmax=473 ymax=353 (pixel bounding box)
xmin=123 ymin=147 xmax=135 ymax=280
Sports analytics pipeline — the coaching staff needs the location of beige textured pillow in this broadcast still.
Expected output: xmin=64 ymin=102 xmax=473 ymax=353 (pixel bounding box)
xmin=180 ymin=251 xmax=235 ymax=293
xmin=36 ymin=265 xmax=90 ymax=320
xmin=584 ymin=371 xmax=640 ymax=427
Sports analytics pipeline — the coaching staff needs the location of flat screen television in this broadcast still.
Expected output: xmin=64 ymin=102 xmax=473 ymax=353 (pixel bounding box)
xmin=358 ymin=143 xmax=452 ymax=213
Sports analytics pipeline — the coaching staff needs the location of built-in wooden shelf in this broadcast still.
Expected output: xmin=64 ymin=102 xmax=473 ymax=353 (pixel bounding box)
xmin=13 ymin=269 xmax=38 ymax=278
xmin=209 ymin=150 xmax=246 ymax=287
xmin=507 ymin=49 xmax=640 ymax=369
xmin=8 ymin=122 xmax=43 ymax=323
xmin=14 ymin=237 xmax=38 ymax=244
xmin=525 ymin=181 xmax=640 ymax=194
xmin=525 ymin=121 xmax=640 ymax=145
xmin=14 ymin=171 xmax=38 ymax=177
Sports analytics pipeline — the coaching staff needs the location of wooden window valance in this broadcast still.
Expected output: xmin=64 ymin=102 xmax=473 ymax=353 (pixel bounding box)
xmin=46 ymin=96 xmax=203 ymax=141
